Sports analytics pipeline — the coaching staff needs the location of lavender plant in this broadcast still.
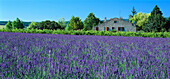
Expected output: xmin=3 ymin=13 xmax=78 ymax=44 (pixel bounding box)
xmin=0 ymin=32 xmax=169 ymax=79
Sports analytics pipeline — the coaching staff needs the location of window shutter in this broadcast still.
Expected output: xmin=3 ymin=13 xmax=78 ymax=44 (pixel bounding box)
xmin=118 ymin=27 xmax=120 ymax=31
xmin=122 ymin=27 xmax=124 ymax=31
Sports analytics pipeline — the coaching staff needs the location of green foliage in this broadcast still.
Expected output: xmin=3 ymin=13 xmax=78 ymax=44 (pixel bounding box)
xmin=111 ymin=29 xmax=117 ymax=32
xmin=12 ymin=21 xmax=17 ymax=29
xmin=12 ymin=18 xmax=25 ymax=29
xmin=65 ymin=24 xmax=71 ymax=31
xmin=163 ymin=17 xmax=170 ymax=32
xmin=129 ymin=12 xmax=151 ymax=31
xmin=5 ymin=20 xmax=12 ymax=29
xmin=69 ymin=16 xmax=75 ymax=30
xmin=27 ymin=21 xmax=37 ymax=29
xmin=0 ymin=29 xmax=169 ymax=38
xmin=69 ymin=16 xmax=83 ymax=30
xmin=36 ymin=20 xmax=61 ymax=30
xmin=143 ymin=5 xmax=166 ymax=32
xmin=129 ymin=6 xmax=137 ymax=19
xmin=83 ymin=13 xmax=100 ymax=30
xmin=132 ymin=6 xmax=137 ymax=16
xmin=58 ymin=18 xmax=67 ymax=29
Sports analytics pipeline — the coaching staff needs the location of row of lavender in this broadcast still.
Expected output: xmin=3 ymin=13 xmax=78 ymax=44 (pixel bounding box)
xmin=0 ymin=32 xmax=170 ymax=78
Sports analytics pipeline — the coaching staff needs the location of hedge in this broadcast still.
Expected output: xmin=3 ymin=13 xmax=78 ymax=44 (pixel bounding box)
xmin=0 ymin=29 xmax=170 ymax=38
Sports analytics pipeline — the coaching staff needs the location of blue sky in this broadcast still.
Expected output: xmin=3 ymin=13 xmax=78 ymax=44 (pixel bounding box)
xmin=0 ymin=0 xmax=170 ymax=22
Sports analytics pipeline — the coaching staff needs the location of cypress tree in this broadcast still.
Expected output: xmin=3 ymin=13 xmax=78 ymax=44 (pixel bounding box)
xmin=131 ymin=6 xmax=137 ymax=16
xmin=129 ymin=6 xmax=137 ymax=19
xmin=143 ymin=5 xmax=166 ymax=32
xmin=164 ymin=17 xmax=170 ymax=32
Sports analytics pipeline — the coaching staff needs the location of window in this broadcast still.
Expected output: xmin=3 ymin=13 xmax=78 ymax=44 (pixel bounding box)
xmin=122 ymin=27 xmax=124 ymax=31
xmin=112 ymin=27 xmax=115 ymax=30
xmin=96 ymin=27 xmax=99 ymax=31
xmin=114 ymin=21 xmax=117 ymax=23
xmin=118 ymin=27 xmax=120 ymax=31
xmin=118 ymin=27 xmax=125 ymax=31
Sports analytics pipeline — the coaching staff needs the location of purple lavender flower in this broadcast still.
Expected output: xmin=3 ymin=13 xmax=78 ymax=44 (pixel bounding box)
xmin=0 ymin=32 xmax=170 ymax=78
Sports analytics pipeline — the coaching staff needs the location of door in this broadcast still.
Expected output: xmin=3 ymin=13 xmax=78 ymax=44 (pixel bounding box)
xmin=96 ymin=27 xmax=99 ymax=31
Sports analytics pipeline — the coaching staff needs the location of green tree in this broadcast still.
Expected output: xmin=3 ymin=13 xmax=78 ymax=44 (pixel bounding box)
xmin=12 ymin=21 xmax=17 ymax=29
xmin=69 ymin=16 xmax=75 ymax=30
xmin=36 ymin=20 xmax=61 ymax=30
xmin=16 ymin=18 xmax=24 ymax=29
xmin=132 ymin=6 xmax=137 ymax=16
xmin=65 ymin=23 xmax=71 ymax=31
xmin=5 ymin=20 xmax=12 ymax=29
xmin=27 ymin=21 xmax=37 ymax=29
xmin=129 ymin=6 xmax=137 ymax=19
xmin=12 ymin=18 xmax=25 ymax=29
xmin=69 ymin=16 xmax=83 ymax=30
xmin=58 ymin=18 xmax=67 ymax=29
xmin=129 ymin=12 xmax=151 ymax=31
xmin=163 ymin=17 xmax=170 ymax=32
xmin=143 ymin=5 xmax=166 ymax=32
xmin=83 ymin=13 xmax=100 ymax=30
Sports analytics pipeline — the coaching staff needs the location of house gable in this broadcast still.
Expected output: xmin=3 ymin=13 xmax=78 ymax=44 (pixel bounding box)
xmin=93 ymin=18 xmax=136 ymax=32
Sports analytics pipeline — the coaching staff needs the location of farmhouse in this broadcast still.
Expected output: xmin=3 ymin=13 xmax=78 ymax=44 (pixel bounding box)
xmin=93 ymin=17 xmax=136 ymax=32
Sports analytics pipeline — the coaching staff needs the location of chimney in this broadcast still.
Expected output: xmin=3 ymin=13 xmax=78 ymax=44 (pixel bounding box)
xmin=120 ymin=17 xmax=123 ymax=20
xmin=110 ymin=18 xmax=112 ymax=20
xmin=104 ymin=17 xmax=107 ymax=22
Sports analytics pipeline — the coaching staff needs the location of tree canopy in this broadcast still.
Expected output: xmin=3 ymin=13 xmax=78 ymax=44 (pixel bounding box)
xmin=143 ymin=5 xmax=166 ymax=32
xmin=12 ymin=18 xmax=25 ymax=29
xmin=129 ymin=12 xmax=151 ymax=31
xmin=69 ymin=16 xmax=83 ymax=30
xmin=5 ymin=20 xmax=12 ymax=29
xmin=164 ymin=17 xmax=170 ymax=32
xmin=65 ymin=24 xmax=71 ymax=31
xmin=27 ymin=20 xmax=61 ymax=30
xmin=129 ymin=6 xmax=137 ymax=19
xmin=27 ymin=21 xmax=37 ymax=29
xmin=37 ymin=20 xmax=61 ymax=30
xmin=58 ymin=18 xmax=67 ymax=29
xmin=83 ymin=13 xmax=100 ymax=30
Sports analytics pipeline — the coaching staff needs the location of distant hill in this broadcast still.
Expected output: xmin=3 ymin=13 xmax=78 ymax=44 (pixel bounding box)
xmin=0 ymin=21 xmax=32 ymax=26
xmin=0 ymin=21 xmax=7 ymax=25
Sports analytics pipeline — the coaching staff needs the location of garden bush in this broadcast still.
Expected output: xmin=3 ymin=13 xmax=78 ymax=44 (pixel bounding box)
xmin=0 ymin=29 xmax=169 ymax=38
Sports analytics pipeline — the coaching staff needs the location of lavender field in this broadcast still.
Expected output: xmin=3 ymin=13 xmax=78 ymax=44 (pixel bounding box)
xmin=0 ymin=32 xmax=170 ymax=79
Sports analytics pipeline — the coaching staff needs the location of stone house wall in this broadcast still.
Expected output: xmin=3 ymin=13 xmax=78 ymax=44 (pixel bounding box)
xmin=93 ymin=18 xmax=136 ymax=32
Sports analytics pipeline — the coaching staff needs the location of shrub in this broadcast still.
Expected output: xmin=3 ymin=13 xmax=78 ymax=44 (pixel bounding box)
xmin=0 ymin=29 xmax=169 ymax=38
